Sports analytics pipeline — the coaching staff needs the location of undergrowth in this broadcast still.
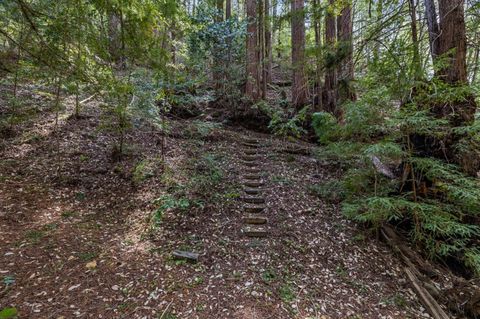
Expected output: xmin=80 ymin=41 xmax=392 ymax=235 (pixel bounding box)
xmin=312 ymin=78 xmax=480 ymax=277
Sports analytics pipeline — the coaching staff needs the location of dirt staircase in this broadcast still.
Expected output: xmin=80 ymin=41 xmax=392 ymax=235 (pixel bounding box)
xmin=240 ymin=137 xmax=269 ymax=238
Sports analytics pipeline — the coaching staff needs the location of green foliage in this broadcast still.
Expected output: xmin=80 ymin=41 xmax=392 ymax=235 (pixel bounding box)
xmin=312 ymin=112 xmax=338 ymax=144
xmin=186 ymin=120 xmax=222 ymax=140
xmin=279 ymin=283 xmax=295 ymax=303
xmin=132 ymin=159 xmax=157 ymax=184
xmin=269 ymin=106 xmax=309 ymax=139
xmin=309 ymin=180 xmax=346 ymax=203
xmin=314 ymin=75 xmax=480 ymax=275
xmin=187 ymin=2 xmax=246 ymax=102
xmin=189 ymin=153 xmax=224 ymax=193
xmin=151 ymin=194 xmax=190 ymax=226
xmin=0 ymin=308 xmax=17 ymax=319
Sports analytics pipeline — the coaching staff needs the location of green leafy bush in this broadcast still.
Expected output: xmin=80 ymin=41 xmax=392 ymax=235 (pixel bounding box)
xmin=311 ymin=112 xmax=338 ymax=144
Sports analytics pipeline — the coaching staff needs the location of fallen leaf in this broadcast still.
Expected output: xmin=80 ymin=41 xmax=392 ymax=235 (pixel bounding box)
xmin=86 ymin=260 xmax=97 ymax=270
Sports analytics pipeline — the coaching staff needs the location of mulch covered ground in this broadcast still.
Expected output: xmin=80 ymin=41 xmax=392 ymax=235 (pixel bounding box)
xmin=0 ymin=86 xmax=433 ymax=318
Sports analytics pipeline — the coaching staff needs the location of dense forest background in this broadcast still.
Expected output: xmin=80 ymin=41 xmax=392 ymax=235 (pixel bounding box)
xmin=1 ymin=0 xmax=480 ymax=318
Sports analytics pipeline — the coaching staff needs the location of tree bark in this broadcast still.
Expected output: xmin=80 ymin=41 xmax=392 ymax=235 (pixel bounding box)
xmin=423 ymin=0 xmax=440 ymax=60
xmin=408 ymin=0 xmax=422 ymax=80
xmin=291 ymin=0 xmax=308 ymax=108
xmin=437 ymin=0 xmax=468 ymax=84
xmin=337 ymin=0 xmax=356 ymax=102
xmin=246 ymin=0 xmax=260 ymax=100
xmin=108 ymin=10 xmax=122 ymax=65
xmin=322 ymin=0 xmax=338 ymax=116
xmin=264 ymin=0 xmax=272 ymax=84
xmin=226 ymin=0 xmax=231 ymax=19
xmin=312 ymin=0 xmax=322 ymax=110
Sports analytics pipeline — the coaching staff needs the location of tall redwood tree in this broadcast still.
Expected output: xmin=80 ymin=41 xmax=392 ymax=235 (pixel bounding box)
xmin=246 ymin=0 xmax=259 ymax=100
xmin=291 ymin=0 xmax=308 ymax=107
xmin=322 ymin=0 xmax=338 ymax=116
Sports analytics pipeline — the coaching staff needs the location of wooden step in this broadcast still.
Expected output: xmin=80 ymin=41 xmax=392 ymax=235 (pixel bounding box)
xmin=242 ymin=142 xmax=259 ymax=148
xmin=245 ymin=205 xmax=266 ymax=214
xmin=243 ymin=226 xmax=268 ymax=237
xmin=245 ymin=168 xmax=261 ymax=174
xmin=243 ymin=196 xmax=265 ymax=204
xmin=244 ymin=174 xmax=261 ymax=180
xmin=243 ymin=180 xmax=264 ymax=188
xmin=244 ymin=138 xmax=259 ymax=144
xmin=244 ymin=149 xmax=258 ymax=155
xmin=243 ymin=215 xmax=268 ymax=225
xmin=241 ymin=155 xmax=259 ymax=162
xmin=244 ymin=188 xmax=262 ymax=195
xmin=242 ymin=161 xmax=258 ymax=168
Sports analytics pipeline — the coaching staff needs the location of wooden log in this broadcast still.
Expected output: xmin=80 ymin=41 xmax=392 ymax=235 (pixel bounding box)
xmin=172 ymin=250 xmax=199 ymax=263
xmin=381 ymin=225 xmax=480 ymax=318
xmin=405 ymin=267 xmax=450 ymax=319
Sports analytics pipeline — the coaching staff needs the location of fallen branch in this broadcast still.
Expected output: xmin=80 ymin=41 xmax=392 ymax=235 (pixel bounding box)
xmin=381 ymin=224 xmax=480 ymax=318
xmin=404 ymin=267 xmax=450 ymax=319
xmin=80 ymin=93 xmax=97 ymax=105
xmin=370 ymin=155 xmax=396 ymax=179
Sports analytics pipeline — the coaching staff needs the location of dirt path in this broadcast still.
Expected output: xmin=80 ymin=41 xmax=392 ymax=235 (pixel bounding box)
xmin=0 ymin=96 xmax=430 ymax=318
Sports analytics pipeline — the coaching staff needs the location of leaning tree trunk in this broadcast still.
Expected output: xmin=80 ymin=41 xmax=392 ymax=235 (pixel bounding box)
xmin=322 ymin=0 xmax=338 ymax=117
xmin=246 ymin=0 xmax=260 ymax=101
xmin=291 ymin=0 xmax=308 ymax=108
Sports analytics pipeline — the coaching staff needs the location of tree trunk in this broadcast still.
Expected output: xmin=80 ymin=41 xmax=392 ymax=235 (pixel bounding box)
xmin=472 ymin=40 xmax=479 ymax=83
xmin=259 ymin=0 xmax=266 ymax=99
xmin=337 ymin=0 xmax=356 ymax=102
xmin=312 ymin=0 xmax=322 ymax=110
xmin=264 ymin=0 xmax=272 ymax=84
xmin=413 ymin=0 xmax=477 ymax=171
xmin=108 ymin=10 xmax=121 ymax=65
xmin=291 ymin=0 xmax=308 ymax=108
xmin=322 ymin=0 xmax=338 ymax=116
xmin=372 ymin=0 xmax=383 ymax=64
xmin=408 ymin=0 xmax=422 ymax=80
xmin=246 ymin=0 xmax=260 ymax=101
xmin=423 ymin=0 xmax=440 ymax=60
xmin=226 ymin=0 xmax=231 ymax=19
xmin=437 ymin=0 xmax=468 ymax=84
xmin=213 ymin=0 xmax=224 ymax=91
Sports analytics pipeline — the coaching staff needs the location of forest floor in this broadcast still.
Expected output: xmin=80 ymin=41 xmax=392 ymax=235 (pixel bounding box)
xmin=0 ymin=85 xmax=434 ymax=318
